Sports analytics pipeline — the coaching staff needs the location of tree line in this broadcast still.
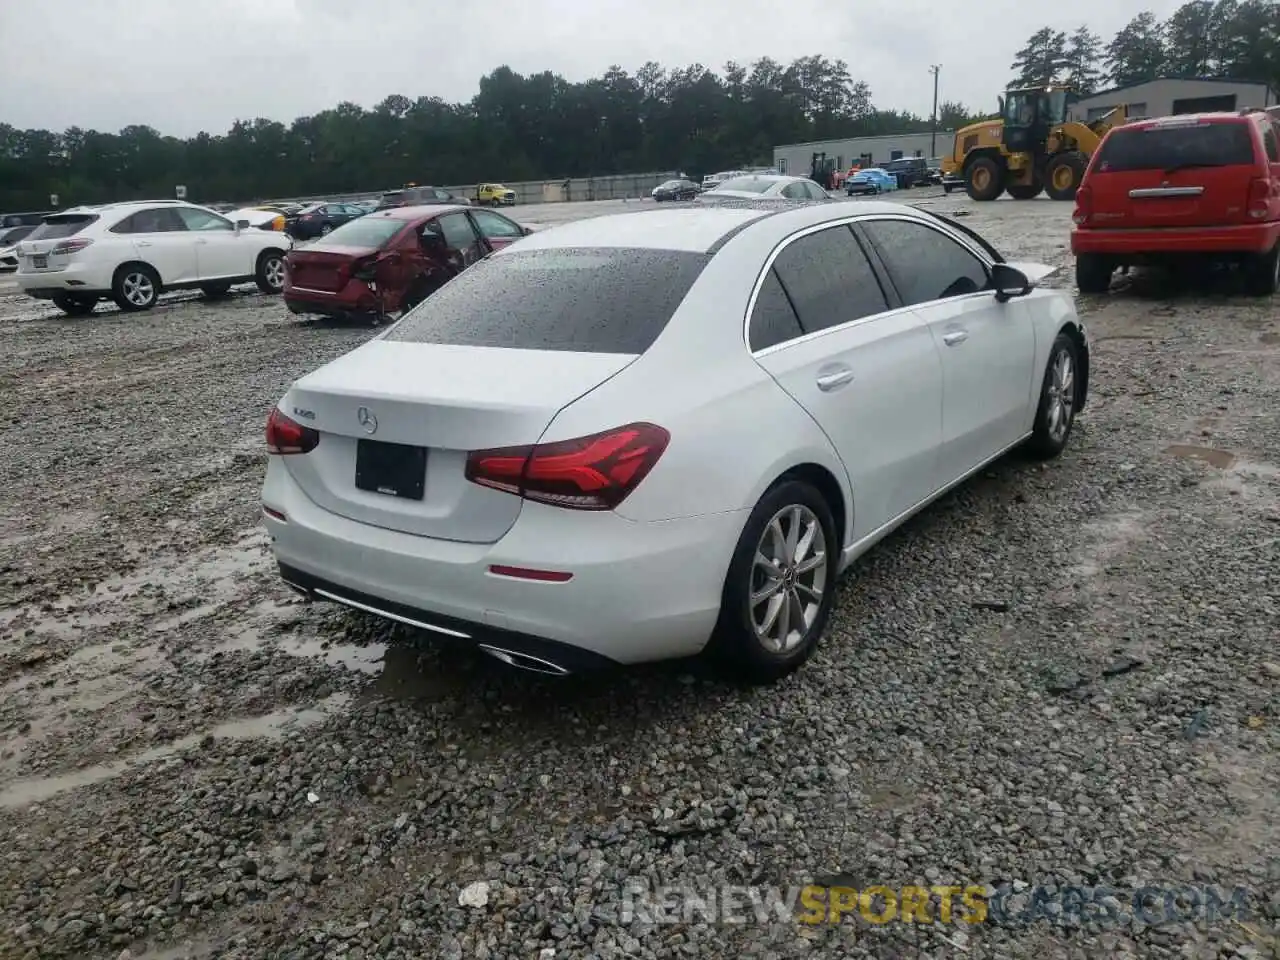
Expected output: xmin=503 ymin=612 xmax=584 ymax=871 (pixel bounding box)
xmin=1010 ymin=0 xmax=1280 ymax=93
xmin=0 ymin=56 xmax=987 ymax=212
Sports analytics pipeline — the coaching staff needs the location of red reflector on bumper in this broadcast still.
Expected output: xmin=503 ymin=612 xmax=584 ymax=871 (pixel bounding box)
xmin=488 ymin=564 xmax=572 ymax=582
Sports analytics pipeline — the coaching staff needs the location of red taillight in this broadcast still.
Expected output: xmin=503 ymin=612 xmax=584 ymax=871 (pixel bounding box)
xmin=52 ymin=238 xmax=93 ymax=255
xmin=1072 ymin=186 xmax=1092 ymax=225
xmin=464 ymin=423 xmax=670 ymax=511
xmin=266 ymin=408 xmax=319 ymax=455
xmin=1247 ymin=178 xmax=1269 ymax=219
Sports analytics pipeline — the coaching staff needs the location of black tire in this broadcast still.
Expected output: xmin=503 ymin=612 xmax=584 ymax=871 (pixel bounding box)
xmin=965 ymin=156 xmax=1004 ymax=201
xmin=943 ymin=184 xmax=955 ymax=194
xmin=1044 ymin=151 xmax=1087 ymax=201
xmin=255 ymin=249 xmax=286 ymax=294
xmin=1006 ymin=180 xmax=1043 ymax=200
xmin=1025 ymin=332 xmax=1080 ymax=460
xmin=112 ymin=264 xmax=160 ymax=312
xmin=52 ymin=293 xmax=96 ymax=316
xmin=707 ymin=479 xmax=839 ymax=685
xmin=1075 ymin=254 xmax=1114 ymax=294
xmin=1244 ymin=242 xmax=1280 ymax=296
xmin=201 ymin=282 xmax=232 ymax=298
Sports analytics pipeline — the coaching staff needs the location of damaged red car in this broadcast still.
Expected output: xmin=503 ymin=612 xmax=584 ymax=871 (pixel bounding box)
xmin=283 ymin=205 xmax=531 ymax=321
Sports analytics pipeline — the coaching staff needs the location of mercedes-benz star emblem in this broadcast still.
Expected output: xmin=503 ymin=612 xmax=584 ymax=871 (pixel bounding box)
xmin=357 ymin=406 xmax=377 ymax=434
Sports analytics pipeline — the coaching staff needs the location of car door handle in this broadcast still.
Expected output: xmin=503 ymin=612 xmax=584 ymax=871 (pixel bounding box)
xmin=195 ymin=238 xmax=208 ymax=245
xmin=942 ymin=329 xmax=969 ymax=346
xmin=135 ymin=240 xmax=152 ymax=247
xmin=815 ymin=367 xmax=855 ymax=391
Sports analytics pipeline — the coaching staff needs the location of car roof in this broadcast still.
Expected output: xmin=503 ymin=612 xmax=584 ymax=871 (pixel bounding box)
xmin=494 ymin=200 xmax=931 ymax=255
xmin=50 ymin=199 xmax=201 ymax=216
xmin=718 ymin=174 xmax=802 ymax=185
xmin=1127 ymin=112 xmax=1250 ymax=129
xmin=499 ymin=206 xmax=783 ymax=254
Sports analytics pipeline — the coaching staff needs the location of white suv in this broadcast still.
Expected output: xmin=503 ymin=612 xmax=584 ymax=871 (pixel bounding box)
xmin=15 ymin=200 xmax=292 ymax=315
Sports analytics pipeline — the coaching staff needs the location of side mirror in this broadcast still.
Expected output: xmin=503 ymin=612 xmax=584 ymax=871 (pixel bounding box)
xmin=521 ymin=225 xmax=532 ymax=236
xmin=992 ymin=263 xmax=1032 ymax=302
xmin=235 ymin=219 xmax=250 ymax=231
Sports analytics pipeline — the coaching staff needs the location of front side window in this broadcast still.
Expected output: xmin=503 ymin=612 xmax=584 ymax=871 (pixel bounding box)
xmin=176 ymin=207 xmax=233 ymax=231
xmin=771 ymin=224 xmax=888 ymax=334
xmin=861 ymin=219 xmax=990 ymax=305
xmin=434 ymin=212 xmax=479 ymax=250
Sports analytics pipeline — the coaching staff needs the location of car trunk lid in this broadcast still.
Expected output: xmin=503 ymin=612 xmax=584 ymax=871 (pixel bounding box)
xmin=286 ymin=245 xmax=371 ymax=291
xmin=1086 ymin=117 xmax=1261 ymax=229
xmin=279 ymin=340 xmax=634 ymax=543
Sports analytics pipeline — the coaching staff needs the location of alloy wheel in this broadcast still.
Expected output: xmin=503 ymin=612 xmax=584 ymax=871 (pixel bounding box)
xmin=1046 ymin=349 xmax=1075 ymax=442
xmin=122 ymin=272 xmax=155 ymax=307
xmin=265 ymin=256 xmax=285 ymax=290
xmin=749 ymin=504 xmax=828 ymax=654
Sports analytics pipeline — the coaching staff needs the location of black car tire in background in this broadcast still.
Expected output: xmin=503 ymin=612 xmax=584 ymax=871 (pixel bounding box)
xmin=52 ymin=293 xmax=97 ymax=316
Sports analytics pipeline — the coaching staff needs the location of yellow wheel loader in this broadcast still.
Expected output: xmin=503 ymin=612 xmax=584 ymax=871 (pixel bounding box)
xmin=940 ymin=86 xmax=1127 ymax=202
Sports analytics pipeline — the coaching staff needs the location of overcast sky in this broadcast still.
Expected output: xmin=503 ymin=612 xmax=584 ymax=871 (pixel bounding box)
xmin=1 ymin=0 xmax=1190 ymax=138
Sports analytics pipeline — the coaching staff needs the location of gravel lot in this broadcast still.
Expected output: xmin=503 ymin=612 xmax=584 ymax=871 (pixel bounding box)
xmin=1 ymin=191 xmax=1278 ymax=960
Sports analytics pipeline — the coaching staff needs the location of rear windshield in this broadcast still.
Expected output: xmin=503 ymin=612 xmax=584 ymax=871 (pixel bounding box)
xmin=1095 ymin=120 xmax=1257 ymax=172
xmin=26 ymin=214 xmax=99 ymax=241
xmin=714 ymin=177 xmax=774 ymax=194
xmin=377 ymin=192 xmax=404 ymax=206
xmin=313 ymin=216 xmax=407 ymax=248
xmin=384 ymin=247 xmax=709 ymax=353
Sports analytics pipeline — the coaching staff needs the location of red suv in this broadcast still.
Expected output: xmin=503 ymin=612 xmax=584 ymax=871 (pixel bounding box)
xmin=1071 ymin=110 xmax=1280 ymax=296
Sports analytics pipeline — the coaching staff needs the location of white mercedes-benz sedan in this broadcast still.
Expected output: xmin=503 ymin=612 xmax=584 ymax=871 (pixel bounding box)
xmin=262 ymin=200 xmax=1089 ymax=683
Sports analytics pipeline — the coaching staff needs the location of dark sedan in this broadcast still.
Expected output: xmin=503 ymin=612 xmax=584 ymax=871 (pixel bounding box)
xmin=651 ymin=178 xmax=701 ymax=202
xmin=285 ymin=202 xmax=367 ymax=240
xmin=375 ymin=185 xmax=471 ymax=210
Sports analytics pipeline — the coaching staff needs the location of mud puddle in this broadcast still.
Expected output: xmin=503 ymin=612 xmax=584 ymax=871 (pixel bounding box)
xmin=0 ymin=692 xmax=351 ymax=809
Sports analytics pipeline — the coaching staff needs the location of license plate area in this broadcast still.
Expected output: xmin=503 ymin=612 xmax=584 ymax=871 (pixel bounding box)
xmin=354 ymin=439 xmax=426 ymax=500
xmin=31 ymin=255 xmax=48 ymax=269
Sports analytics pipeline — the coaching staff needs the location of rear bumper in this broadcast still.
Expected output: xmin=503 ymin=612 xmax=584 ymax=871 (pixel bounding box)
xmin=261 ymin=460 xmax=744 ymax=668
xmin=17 ymin=261 xmax=113 ymax=296
xmin=284 ymin=284 xmax=379 ymax=317
xmin=1071 ymin=222 xmax=1280 ymax=256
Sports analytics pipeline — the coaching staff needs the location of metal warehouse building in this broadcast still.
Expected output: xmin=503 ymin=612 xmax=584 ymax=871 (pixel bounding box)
xmin=1068 ymin=77 xmax=1274 ymax=122
xmin=772 ymin=131 xmax=956 ymax=176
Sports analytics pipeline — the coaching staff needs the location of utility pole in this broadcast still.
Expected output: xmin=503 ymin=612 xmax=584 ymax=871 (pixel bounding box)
xmin=929 ymin=65 xmax=941 ymax=158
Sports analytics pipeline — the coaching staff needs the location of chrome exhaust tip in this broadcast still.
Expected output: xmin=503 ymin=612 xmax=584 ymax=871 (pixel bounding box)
xmin=478 ymin=644 xmax=571 ymax=677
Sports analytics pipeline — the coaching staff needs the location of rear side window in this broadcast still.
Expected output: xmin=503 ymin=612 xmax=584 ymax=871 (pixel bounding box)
xmin=26 ymin=214 xmax=99 ymax=241
xmin=384 ymin=247 xmax=709 ymax=354
xmin=749 ymin=269 xmax=804 ymax=351
xmin=1264 ymin=125 xmax=1279 ymax=162
xmin=1095 ymin=121 xmax=1257 ymax=172
xmin=771 ymin=224 xmax=888 ymax=333
xmin=111 ymin=208 xmax=186 ymax=234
